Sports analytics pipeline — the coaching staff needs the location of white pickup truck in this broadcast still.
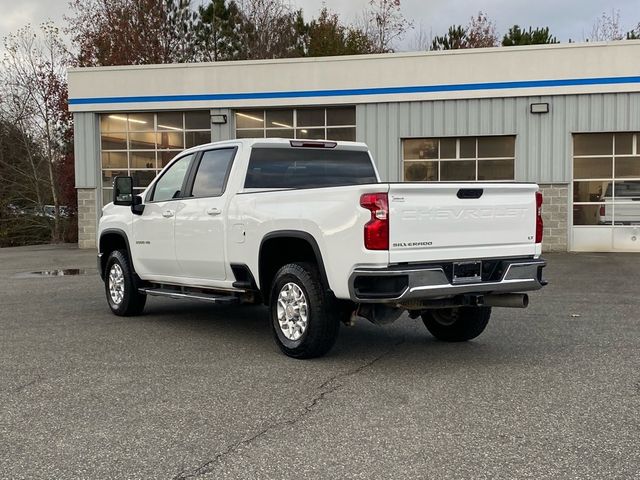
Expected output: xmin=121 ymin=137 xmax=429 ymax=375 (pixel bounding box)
xmin=98 ymin=138 xmax=546 ymax=358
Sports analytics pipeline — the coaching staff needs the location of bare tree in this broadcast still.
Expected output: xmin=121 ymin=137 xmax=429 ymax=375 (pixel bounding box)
xmin=466 ymin=11 xmax=498 ymax=48
xmin=408 ymin=23 xmax=432 ymax=51
xmin=236 ymin=0 xmax=306 ymax=59
xmin=1 ymin=23 xmax=73 ymax=242
xmin=589 ymin=9 xmax=625 ymax=41
xmin=361 ymin=0 xmax=413 ymax=53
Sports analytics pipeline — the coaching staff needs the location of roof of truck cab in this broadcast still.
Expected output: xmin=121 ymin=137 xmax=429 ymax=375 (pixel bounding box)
xmin=180 ymin=138 xmax=370 ymax=156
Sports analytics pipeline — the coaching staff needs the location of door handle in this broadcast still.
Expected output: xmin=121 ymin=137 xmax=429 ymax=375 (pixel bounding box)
xmin=162 ymin=210 xmax=174 ymax=218
xmin=206 ymin=207 xmax=222 ymax=216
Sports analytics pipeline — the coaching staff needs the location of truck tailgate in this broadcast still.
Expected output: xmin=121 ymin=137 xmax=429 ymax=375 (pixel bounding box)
xmin=388 ymin=183 xmax=539 ymax=263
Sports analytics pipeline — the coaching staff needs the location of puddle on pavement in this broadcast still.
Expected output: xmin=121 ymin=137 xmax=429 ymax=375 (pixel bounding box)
xmin=13 ymin=268 xmax=98 ymax=278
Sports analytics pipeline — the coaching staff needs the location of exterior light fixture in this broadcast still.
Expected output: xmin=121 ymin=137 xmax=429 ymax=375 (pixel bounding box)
xmin=530 ymin=103 xmax=550 ymax=114
xmin=211 ymin=114 xmax=228 ymax=124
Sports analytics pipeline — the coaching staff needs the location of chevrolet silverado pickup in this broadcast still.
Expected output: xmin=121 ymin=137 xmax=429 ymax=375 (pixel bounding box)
xmin=98 ymin=138 xmax=547 ymax=359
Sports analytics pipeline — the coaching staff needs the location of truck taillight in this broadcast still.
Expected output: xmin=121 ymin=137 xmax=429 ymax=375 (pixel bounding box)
xmin=360 ymin=193 xmax=389 ymax=250
xmin=599 ymin=205 xmax=606 ymax=216
xmin=536 ymin=191 xmax=543 ymax=244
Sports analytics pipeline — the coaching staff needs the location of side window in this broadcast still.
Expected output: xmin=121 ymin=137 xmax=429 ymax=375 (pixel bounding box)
xmin=151 ymin=154 xmax=193 ymax=202
xmin=191 ymin=148 xmax=236 ymax=197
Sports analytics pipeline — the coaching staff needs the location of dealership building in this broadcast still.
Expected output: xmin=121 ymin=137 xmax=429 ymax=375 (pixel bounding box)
xmin=68 ymin=41 xmax=640 ymax=252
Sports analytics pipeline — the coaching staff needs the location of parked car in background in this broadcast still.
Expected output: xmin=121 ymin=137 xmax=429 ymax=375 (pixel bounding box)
xmin=598 ymin=181 xmax=640 ymax=225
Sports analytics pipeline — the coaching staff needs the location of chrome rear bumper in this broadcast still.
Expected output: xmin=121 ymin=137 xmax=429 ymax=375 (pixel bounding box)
xmin=348 ymin=258 xmax=546 ymax=303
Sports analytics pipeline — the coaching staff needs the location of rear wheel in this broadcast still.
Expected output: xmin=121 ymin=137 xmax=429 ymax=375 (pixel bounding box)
xmin=105 ymin=250 xmax=146 ymax=316
xmin=269 ymin=262 xmax=339 ymax=359
xmin=421 ymin=307 xmax=491 ymax=342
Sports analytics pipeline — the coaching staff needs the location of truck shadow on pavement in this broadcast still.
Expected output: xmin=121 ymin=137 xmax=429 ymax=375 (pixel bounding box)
xmin=136 ymin=298 xmax=514 ymax=364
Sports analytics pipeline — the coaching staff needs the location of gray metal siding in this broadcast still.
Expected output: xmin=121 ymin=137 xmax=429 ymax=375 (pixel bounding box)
xmin=210 ymin=108 xmax=234 ymax=142
xmin=73 ymin=112 xmax=99 ymax=188
xmin=356 ymin=93 xmax=640 ymax=183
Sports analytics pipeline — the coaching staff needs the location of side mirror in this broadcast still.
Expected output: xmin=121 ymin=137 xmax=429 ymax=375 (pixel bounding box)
xmin=131 ymin=195 xmax=145 ymax=215
xmin=113 ymin=176 xmax=133 ymax=206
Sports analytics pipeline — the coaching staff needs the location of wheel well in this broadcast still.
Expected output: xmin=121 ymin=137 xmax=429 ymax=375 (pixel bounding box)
xmin=258 ymin=235 xmax=328 ymax=301
xmin=99 ymin=231 xmax=129 ymax=278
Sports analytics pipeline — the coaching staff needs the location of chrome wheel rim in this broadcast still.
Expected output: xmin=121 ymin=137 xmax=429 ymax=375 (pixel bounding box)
xmin=276 ymin=282 xmax=308 ymax=341
xmin=432 ymin=308 xmax=458 ymax=326
xmin=108 ymin=263 xmax=125 ymax=305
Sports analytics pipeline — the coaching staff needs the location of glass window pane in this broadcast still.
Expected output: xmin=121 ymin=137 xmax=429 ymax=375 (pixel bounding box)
xmin=614 ymin=157 xmax=640 ymax=178
xmin=573 ymin=157 xmax=613 ymax=179
xmin=478 ymin=136 xmax=515 ymax=158
xmin=130 ymin=151 xmax=156 ymax=169
xmin=326 ymin=107 xmax=355 ymax=126
xmin=128 ymin=113 xmax=154 ymax=131
xmin=327 ymin=127 xmax=355 ymax=141
xmin=573 ymin=204 xmax=606 ymax=225
xmin=266 ymin=110 xmax=293 ymax=129
xmin=101 ymin=152 xmax=127 ymax=169
xmin=478 ymin=160 xmax=514 ymax=180
xmin=186 ymin=131 xmax=211 ymax=148
xmin=157 ymin=131 xmax=184 ymax=149
xmin=440 ymin=138 xmax=456 ymax=159
xmin=245 ymin=148 xmax=377 ymax=189
xmin=100 ymin=114 xmax=128 ymax=133
xmin=185 ymin=111 xmax=210 ymax=130
xmin=614 ymin=180 xmax=640 ymax=199
xmin=159 ymin=151 xmax=180 ymax=168
xmin=129 ymin=132 xmax=156 ymax=150
xmin=615 ymin=133 xmax=633 ymax=155
xmin=440 ymin=161 xmax=476 ymax=181
xmin=573 ymin=181 xmax=611 ymax=202
xmin=235 ymin=111 xmax=264 ymax=129
xmin=403 ymin=139 xmax=437 ymax=160
xmin=236 ymin=129 xmax=264 ymax=139
xmin=131 ymin=170 xmax=157 ymax=188
xmin=192 ymin=149 xmax=236 ymax=197
xmin=102 ymin=170 xmax=127 ymax=187
xmin=574 ymin=133 xmax=613 ymax=156
xmin=405 ymin=161 xmax=438 ymax=181
xmin=101 ymin=132 xmax=127 ymax=150
xmin=157 ymin=112 xmax=183 ymax=130
xmin=151 ymin=154 xmax=193 ymax=202
xmin=297 ymin=108 xmax=325 ymax=127
xmin=459 ymin=138 xmax=476 ymax=158
xmin=296 ymin=128 xmax=325 ymax=139
xmin=266 ymin=129 xmax=294 ymax=138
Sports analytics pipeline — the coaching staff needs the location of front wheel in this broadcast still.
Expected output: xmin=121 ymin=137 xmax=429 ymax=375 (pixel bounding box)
xmin=269 ymin=262 xmax=339 ymax=359
xmin=421 ymin=307 xmax=491 ymax=342
xmin=104 ymin=249 xmax=146 ymax=316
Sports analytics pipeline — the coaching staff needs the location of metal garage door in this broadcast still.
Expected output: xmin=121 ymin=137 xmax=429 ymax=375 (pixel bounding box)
xmin=572 ymin=133 xmax=640 ymax=252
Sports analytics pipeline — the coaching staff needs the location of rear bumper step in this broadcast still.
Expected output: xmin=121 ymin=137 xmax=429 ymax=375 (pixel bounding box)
xmin=348 ymin=258 xmax=546 ymax=303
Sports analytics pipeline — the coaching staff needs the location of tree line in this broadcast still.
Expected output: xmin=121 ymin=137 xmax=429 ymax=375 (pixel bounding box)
xmin=0 ymin=0 xmax=638 ymax=246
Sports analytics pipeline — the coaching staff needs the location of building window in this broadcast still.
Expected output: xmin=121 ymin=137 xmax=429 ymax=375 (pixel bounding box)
xmin=234 ymin=107 xmax=356 ymax=141
xmin=100 ymin=111 xmax=211 ymax=205
xmin=573 ymin=133 xmax=640 ymax=226
xmin=402 ymin=136 xmax=515 ymax=182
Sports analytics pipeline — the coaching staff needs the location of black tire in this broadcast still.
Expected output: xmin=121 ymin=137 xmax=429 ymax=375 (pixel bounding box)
xmin=421 ymin=307 xmax=491 ymax=342
xmin=269 ymin=262 xmax=340 ymax=359
xmin=104 ymin=249 xmax=146 ymax=316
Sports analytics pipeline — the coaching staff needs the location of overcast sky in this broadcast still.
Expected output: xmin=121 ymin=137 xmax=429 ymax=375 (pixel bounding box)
xmin=1 ymin=0 xmax=638 ymax=48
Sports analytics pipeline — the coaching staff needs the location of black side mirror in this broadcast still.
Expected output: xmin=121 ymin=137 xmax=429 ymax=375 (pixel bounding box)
xmin=131 ymin=195 xmax=145 ymax=215
xmin=113 ymin=176 xmax=133 ymax=206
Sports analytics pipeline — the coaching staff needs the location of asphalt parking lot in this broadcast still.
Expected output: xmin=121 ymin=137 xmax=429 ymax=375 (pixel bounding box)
xmin=1 ymin=244 xmax=639 ymax=479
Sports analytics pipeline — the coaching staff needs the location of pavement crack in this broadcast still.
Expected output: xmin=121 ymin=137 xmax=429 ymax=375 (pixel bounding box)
xmin=172 ymin=336 xmax=405 ymax=479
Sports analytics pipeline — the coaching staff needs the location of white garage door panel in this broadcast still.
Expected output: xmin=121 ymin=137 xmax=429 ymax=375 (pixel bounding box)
xmin=613 ymin=226 xmax=640 ymax=250
xmin=572 ymin=228 xmax=613 ymax=252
